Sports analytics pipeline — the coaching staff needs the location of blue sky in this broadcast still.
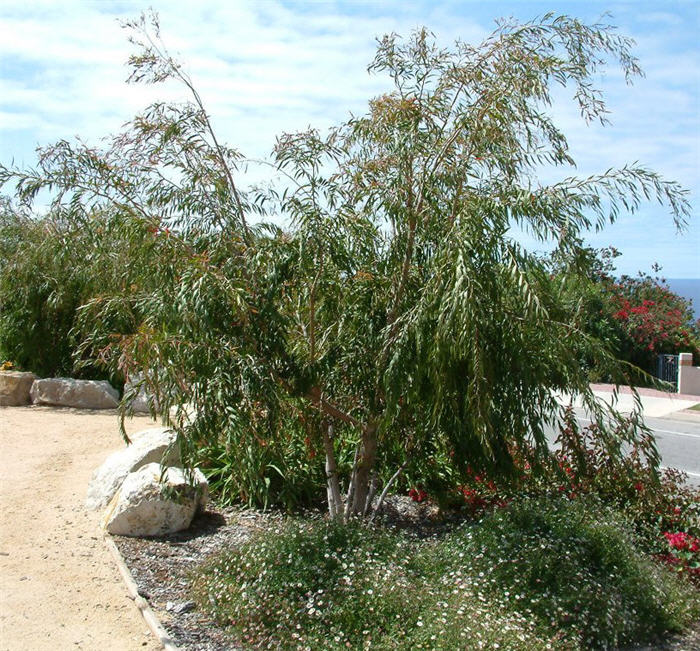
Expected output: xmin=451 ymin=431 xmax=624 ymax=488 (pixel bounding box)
xmin=1 ymin=0 xmax=698 ymax=277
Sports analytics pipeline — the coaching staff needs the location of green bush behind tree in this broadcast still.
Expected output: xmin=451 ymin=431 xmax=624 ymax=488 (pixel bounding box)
xmin=551 ymin=245 xmax=700 ymax=382
xmin=0 ymin=203 xmax=104 ymax=378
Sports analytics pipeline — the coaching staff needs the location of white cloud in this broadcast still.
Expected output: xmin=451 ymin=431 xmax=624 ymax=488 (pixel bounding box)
xmin=1 ymin=0 xmax=698 ymax=275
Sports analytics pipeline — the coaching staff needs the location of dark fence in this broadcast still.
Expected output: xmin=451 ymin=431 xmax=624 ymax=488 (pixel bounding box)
xmin=656 ymin=354 xmax=678 ymax=389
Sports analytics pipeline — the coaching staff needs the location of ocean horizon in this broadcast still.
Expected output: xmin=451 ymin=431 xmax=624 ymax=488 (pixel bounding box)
xmin=665 ymin=278 xmax=700 ymax=321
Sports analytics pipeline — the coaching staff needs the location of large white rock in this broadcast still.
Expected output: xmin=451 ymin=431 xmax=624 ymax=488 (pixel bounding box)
xmin=123 ymin=374 xmax=155 ymax=414
xmin=102 ymin=463 xmax=208 ymax=537
xmin=0 ymin=371 xmax=37 ymax=406
xmin=30 ymin=377 xmax=119 ymax=409
xmin=86 ymin=427 xmax=180 ymax=511
xmin=169 ymin=402 xmax=198 ymax=426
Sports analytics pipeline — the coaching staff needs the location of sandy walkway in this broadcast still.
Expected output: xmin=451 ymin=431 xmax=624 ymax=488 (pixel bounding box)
xmin=0 ymin=406 xmax=163 ymax=651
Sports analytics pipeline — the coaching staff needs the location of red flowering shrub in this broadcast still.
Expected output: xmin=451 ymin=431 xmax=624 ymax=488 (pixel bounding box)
xmin=411 ymin=411 xmax=700 ymax=587
xmin=658 ymin=531 xmax=700 ymax=582
xmin=607 ymin=274 xmax=699 ymax=372
xmin=408 ymin=487 xmax=428 ymax=503
xmin=552 ymin=246 xmax=699 ymax=381
xmin=664 ymin=531 xmax=700 ymax=553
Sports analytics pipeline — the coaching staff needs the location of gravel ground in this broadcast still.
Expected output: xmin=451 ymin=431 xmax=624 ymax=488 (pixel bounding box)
xmin=113 ymin=499 xmax=700 ymax=651
xmin=113 ymin=506 xmax=278 ymax=651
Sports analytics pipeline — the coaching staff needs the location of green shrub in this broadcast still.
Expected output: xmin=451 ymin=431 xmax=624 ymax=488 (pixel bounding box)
xmin=193 ymin=497 xmax=699 ymax=650
xmin=0 ymin=206 xmax=131 ymax=381
xmin=0 ymin=209 xmax=88 ymax=376
xmin=443 ymin=496 xmax=698 ymax=649
xmin=192 ymin=415 xmax=329 ymax=512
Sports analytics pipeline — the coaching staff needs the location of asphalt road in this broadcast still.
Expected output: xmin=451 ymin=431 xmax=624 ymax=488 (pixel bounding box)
xmin=572 ymin=410 xmax=700 ymax=487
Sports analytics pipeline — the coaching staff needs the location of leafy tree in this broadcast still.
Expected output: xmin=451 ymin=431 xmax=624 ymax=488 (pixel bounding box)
xmin=549 ymin=245 xmax=626 ymax=379
xmin=552 ymin=245 xmax=699 ymax=380
xmin=0 ymin=13 xmax=690 ymax=517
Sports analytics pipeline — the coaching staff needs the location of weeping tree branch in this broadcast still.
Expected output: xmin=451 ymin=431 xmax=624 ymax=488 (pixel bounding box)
xmin=369 ymin=460 xmax=408 ymax=523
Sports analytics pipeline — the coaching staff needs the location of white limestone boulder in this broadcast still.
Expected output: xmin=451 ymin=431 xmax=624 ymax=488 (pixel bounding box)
xmin=169 ymin=402 xmax=198 ymax=426
xmin=30 ymin=377 xmax=119 ymax=409
xmin=0 ymin=371 xmax=37 ymax=406
xmin=102 ymin=463 xmax=209 ymax=537
xmin=128 ymin=390 xmax=151 ymax=414
xmin=123 ymin=374 xmax=155 ymax=414
xmin=86 ymin=427 xmax=180 ymax=511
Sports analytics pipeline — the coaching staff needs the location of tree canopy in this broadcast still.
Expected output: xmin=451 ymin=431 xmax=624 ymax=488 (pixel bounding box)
xmin=0 ymin=12 xmax=690 ymax=517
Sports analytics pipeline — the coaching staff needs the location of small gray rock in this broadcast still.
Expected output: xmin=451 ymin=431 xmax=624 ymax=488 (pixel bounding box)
xmin=0 ymin=371 xmax=37 ymax=406
xmin=172 ymin=601 xmax=196 ymax=614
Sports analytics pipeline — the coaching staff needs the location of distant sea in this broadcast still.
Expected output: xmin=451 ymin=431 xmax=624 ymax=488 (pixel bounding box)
xmin=665 ymin=278 xmax=700 ymax=321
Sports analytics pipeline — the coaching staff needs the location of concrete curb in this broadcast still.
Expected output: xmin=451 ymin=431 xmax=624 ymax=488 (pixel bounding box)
xmin=590 ymin=383 xmax=700 ymax=402
xmin=103 ymin=533 xmax=181 ymax=651
xmin=669 ymin=408 xmax=700 ymax=424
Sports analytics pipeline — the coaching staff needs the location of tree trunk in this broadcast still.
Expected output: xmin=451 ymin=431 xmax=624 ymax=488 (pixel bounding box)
xmin=348 ymin=423 xmax=378 ymax=516
xmin=363 ymin=470 xmax=377 ymax=516
xmin=322 ymin=422 xmax=342 ymax=518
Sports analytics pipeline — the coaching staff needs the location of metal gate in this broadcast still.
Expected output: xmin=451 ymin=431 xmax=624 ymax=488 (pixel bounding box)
xmin=656 ymin=354 xmax=678 ymax=389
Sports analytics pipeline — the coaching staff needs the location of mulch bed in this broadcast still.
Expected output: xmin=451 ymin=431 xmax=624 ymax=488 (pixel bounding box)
xmin=113 ymin=506 xmax=278 ymax=650
xmin=113 ymin=503 xmax=700 ymax=651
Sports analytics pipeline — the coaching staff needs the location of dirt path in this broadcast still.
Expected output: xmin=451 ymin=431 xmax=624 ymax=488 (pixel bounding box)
xmin=0 ymin=406 xmax=163 ymax=651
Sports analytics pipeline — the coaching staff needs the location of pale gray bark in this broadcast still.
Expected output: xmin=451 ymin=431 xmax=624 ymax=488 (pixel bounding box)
xmin=363 ymin=470 xmax=378 ymax=516
xmin=344 ymin=443 xmax=361 ymax=521
xmin=369 ymin=461 xmax=407 ymax=523
xmin=322 ymin=422 xmax=342 ymax=518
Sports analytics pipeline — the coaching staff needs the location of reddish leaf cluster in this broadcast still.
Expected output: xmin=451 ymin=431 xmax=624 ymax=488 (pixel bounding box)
xmin=408 ymin=487 xmax=428 ymax=503
xmin=664 ymin=531 xmax=700 ymax=553
xmin=610 ymin=292 xmax=694 ymax=354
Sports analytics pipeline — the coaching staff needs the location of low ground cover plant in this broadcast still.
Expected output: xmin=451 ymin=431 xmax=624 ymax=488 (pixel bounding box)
xmin=193 ymin=496 xmax=699 ymax=650
xmin=418 ymin=416 xmax=700 ymax=585
xmin=445 ymin=497 xmax=697 ymax=648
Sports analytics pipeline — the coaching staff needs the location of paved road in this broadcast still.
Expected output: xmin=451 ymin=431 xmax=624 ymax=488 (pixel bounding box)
xmin=571 ymin=410 xmax=700 ymax=486
xmin=553 ymin=389 xmax=700 ymax=486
